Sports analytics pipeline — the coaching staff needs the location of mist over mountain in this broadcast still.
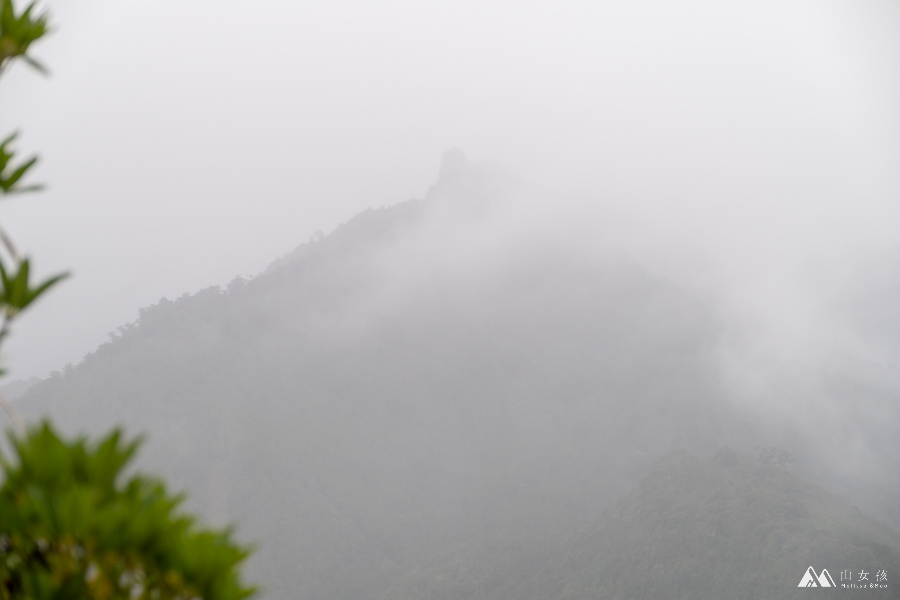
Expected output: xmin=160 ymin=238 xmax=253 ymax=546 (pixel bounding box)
xmin=386 ymin=450 xmax=900 ymax=600
xmin=14 ymin=152 xmax=900 ymax=599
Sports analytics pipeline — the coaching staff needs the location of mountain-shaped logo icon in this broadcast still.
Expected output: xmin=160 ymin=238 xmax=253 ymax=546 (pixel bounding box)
xmin=799 ymin=566 xmax=836 ymax=587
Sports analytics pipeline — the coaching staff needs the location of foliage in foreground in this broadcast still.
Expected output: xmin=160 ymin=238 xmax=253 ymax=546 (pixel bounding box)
xmin=0 ymin=3 xmax=257 ymax=598
xmin=0 ymin=423 xmax=255 ymax=600
xmin=0 ymin=0 xmax=68 ymax=374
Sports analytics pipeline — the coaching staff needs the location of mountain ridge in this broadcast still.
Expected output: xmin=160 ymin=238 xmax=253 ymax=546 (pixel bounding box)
xmin=12 ymin=153 xmax=899 ymax=599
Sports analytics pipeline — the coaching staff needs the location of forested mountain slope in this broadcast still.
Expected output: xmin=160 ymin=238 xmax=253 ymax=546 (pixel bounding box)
xmin=15 ymin=153 xmax=898 ymax=599
xmin=385 ymin=450 xmax=900 ymax=599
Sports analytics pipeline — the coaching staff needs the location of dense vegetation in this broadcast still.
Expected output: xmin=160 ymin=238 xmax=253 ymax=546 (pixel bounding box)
xmin=386 ymin=449 xmax=900 ymax=599
xmin=0 ymin=424 xmax=254 ymax=600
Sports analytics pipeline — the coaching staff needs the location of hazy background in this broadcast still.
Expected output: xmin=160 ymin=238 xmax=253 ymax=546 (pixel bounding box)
xmin=0 ymin=0 xmax=898 ymax=382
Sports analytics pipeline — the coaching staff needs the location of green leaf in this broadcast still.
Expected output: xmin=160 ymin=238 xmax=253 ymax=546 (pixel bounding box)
xmin=0 ymin=131 xmax=42 ymax=195
xmin=0 ymin=0 xmax=50 ymax=72
xmin=0 ymin=257 xmax=69 ymax=318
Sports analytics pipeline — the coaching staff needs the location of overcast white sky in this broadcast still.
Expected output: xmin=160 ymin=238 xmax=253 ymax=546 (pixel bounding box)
xmin=1 ymin=0 xmax=899 ymax=378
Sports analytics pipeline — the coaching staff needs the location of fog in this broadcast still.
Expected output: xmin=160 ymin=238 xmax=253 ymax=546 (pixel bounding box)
xmin=0 ymin=0 xmax=896 ymax=383
xmin=4 ymin=0 xmax=899 ymax=506
xmin=3 ymin=2 xmax=900 ymax=596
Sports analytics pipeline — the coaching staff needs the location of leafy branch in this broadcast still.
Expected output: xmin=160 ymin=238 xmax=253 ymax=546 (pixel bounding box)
xmin=0 ymin=257 xmax=67 ymax=338
xmin=0 ymin=133 xmax=42 ymax=195
xmin=0 ymin=3 xmax=258 ymax=596
xmin=0 ymin=0 xmax=49 ymax=78
xmin=0 ymin=424 xmax=257 ymax=600
xmin=0 ymin=0 xmax=62 ymax=433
